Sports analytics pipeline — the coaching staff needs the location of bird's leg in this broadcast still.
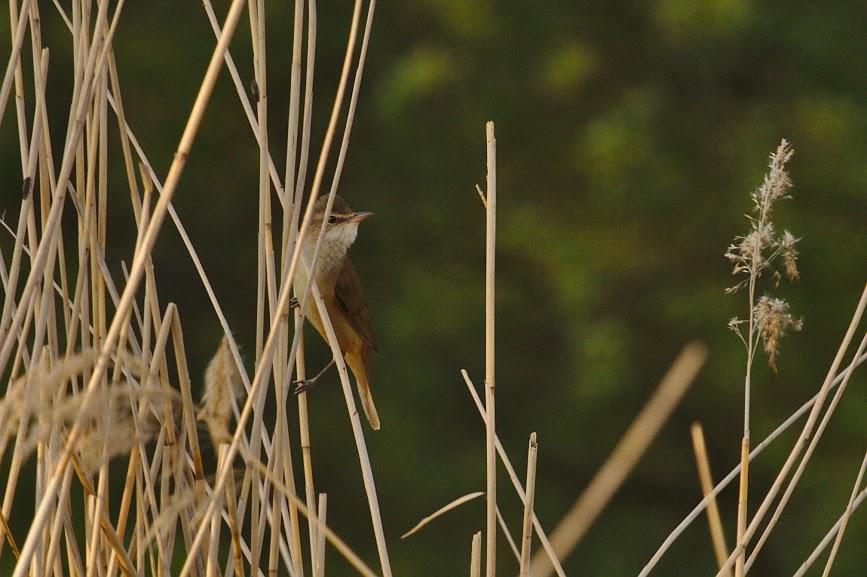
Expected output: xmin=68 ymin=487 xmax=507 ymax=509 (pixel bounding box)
xmin=293 ymin=358 xmax=337 ymax=395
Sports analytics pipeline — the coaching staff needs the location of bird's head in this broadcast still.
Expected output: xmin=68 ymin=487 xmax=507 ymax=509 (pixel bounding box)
xmin=307 ymin=195 xmax=373 ymax=254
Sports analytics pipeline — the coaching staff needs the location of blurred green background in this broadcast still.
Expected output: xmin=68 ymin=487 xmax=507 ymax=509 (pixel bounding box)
xmin=2 ymin=0 xmax=866 ymax=575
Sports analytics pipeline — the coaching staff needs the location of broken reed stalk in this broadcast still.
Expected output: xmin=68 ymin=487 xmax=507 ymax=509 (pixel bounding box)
xmin=690 ymin=423 xmax=732 ymax=577
xmin=529 ymin=341 xmax=707 ymax=577
xmin=519 ymin=433 xmax=538 ymax=577
xmin=713 ymin=283 xmax=867 ymax=577
xmin=484 ymin=119 xmax=498 ymax=577
xmin=471 ymin=531 xmax=483 ymax=577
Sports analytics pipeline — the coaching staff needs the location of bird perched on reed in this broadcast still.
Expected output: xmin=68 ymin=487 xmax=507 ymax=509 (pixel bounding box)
xmin=292 ymin=195 xmax=380 ymax=430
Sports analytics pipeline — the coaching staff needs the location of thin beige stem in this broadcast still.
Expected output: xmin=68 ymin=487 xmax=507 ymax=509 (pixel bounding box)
xmin=470 ymin=531 xmax=482 ymax=577
xmin=519 ymin=433 xmax=538 ymax=577
xmin=792 ymin=486 xmax=867 ymax=577
xmin=690 ymin=423 xmax=731 ymax=576
xmin=0 ymin=0 xmax=31 ymax=130
xmin=484 ymin=119 xmax=497 ymax=577
xmin=496 ymin=507 xmax=521 ymax=562
xmin=820 ymin=452 xmax=867 ymax=577
xmin=314 ymin=493 xmax=327 ymax=577
xmin=402 ymin=492 xmax=485 ymax=539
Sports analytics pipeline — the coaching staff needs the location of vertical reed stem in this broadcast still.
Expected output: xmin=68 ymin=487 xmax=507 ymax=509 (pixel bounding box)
xmin=484 ymin=120 xmax=497 ymax=577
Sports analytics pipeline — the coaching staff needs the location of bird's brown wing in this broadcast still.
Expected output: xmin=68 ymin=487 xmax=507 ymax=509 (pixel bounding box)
xmin=334 ymin=259 xmax=377 ymax=352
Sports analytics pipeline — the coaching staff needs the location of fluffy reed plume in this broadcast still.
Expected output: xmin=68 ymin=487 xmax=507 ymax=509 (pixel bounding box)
xmin=74 ymin=386 xmax=167 ymax=473
xmin=0 ymin=351 xmax=170 ymax=473
xmin=725 ymin=139 xmax=802 ymax=369
xmin=198 ymin=336 xmax=244 ymax=445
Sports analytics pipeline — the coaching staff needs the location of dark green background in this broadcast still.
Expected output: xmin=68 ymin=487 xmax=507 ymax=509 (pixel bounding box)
xmin=2 ymin=0 xmax=866 ymax=575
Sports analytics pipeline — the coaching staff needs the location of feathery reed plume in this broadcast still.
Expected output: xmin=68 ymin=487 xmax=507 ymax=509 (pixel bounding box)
xmin=725 ymin=139 xmax=802 ymax=371
xmin=0 ymin=350 xmax=165 ymax=472
xmin=724 ymin=139 xmax=801 ymax=576
xmin=198 ymin=336 xmax=244 ymax=446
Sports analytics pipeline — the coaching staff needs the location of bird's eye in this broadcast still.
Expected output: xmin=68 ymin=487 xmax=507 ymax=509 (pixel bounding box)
xmin=327 ymin=215 xmax=337 ymax=224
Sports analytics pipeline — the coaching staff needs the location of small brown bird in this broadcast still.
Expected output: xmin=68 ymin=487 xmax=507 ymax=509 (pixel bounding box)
xmin=292 ymin=195 xmax=380 ymax=430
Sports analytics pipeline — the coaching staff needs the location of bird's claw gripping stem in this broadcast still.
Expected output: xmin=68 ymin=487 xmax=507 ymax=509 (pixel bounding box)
xmin=292 ymin=378 xmax=315 ymax=395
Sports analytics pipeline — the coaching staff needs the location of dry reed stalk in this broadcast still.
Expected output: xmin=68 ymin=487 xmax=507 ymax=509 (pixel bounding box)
xmin=293 ymin=0 xmax=317 ymax=204
xmin=471 ymin=531 xmax=483 ymax=577
xmin=296 ymin=329 xmax=318 ymax=570
xmin=745 ymin=330 xmax=867 ymax=572
xmin=461 ymin=370 xmax=567 ymax=577
xmin=178 ymin=0 xmax=373 ymax=570
xmin=690 ymin=423 xmax=731 ymax=576
xmin=483 ymin=119 xmax=498 ymax=577
xmin=6 ymin=0 xmax=31 ymax=166
xmin=734 ymin=437 xmax=748 ymax=577
xmin=285 ymin=2 xmax=318 ymax=572
xmin=170 ymin=312 xmax=204 ymax=482
xmin=10 ymin=2 xmax=246 ymax=575
xmin=223 ymin=444 xmax=246 ymax=577
xmin=792 ymin=485 xmax=867 ymax=577
xmin=246 ymin=2 xmax=297 ymax=572
xmin=820 ymin=451 xmax=867 ymax=577
xmin=496 ymin=507 xmax=521 ymax=562
xmin=243 ymin=454 xmax=379 ymax=577
xmin=402 ymin=492 xmax=485 ymax=539
xmin=0 ymin=0 xmax=110 ymax=379
xmin=519 ymin=433 xmax=538 ymax=576
xmin=637 ymin=350 xmax=867 ymax=576
xmin=713 ymin=283 xmax=867 ymax=577
xmin=529 ymin=341 xmax=707 ymax=577
xmin=315 ymin=493 xmax=328 ymax=577
xmin=206 ymin=445 xmax=228 ymax=577
xmin=200 ymin=0 xmax=287 ymax=204
xmin=309 ymin=280 xmax=393 ymax=575
xmin=0 ymin=0 xmax=31 ymax=128
xmin=281 ymin=4 xmax=314 ymax=568
xmin=46 ymin=15 xmax=292 ymax=550
xmin=104 ymin=447 xmax=139 ymax=577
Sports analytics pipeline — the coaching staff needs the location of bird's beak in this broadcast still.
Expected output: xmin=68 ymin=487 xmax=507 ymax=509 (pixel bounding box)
xmin=349 ymin=211 xmax=374 ymax=223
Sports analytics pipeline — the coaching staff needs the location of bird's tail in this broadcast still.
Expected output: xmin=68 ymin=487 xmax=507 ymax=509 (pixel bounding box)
xmin=359 ymin=382 xmax=381 ymax=430
xmin=348 ymin=355 xmax=380 ymax=430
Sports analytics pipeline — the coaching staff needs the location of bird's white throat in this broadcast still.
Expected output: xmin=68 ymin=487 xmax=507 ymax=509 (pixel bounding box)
xmin=301 ymin=222 xmax=359 ymax=277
